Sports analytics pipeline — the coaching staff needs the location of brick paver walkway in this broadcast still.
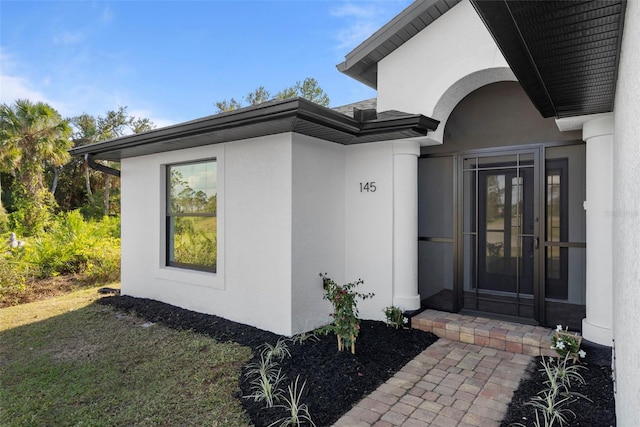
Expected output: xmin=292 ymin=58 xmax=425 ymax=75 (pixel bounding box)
xmin=333 ymin=338 xmax=532 ymax=427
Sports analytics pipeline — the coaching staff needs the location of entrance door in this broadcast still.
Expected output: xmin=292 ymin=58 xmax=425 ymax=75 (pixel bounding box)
xmin=460 ymin=151 xmax=539 ymax=320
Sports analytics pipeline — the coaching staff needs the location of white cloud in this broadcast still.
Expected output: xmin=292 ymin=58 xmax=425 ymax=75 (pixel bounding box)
xmin=0 ymin=49 xmax=59 ymax=107
xmin=53 ymin=31 xmax=85 ymax=45
xmin=331 ymin=2 xmax=378 ymax=20
xmin=331 ymin=0 xmax=411 ymax=51
xmin=0 ymin=74 xmax=51 ymax=105
xmin=100 ymin=4 xmax=113 ymax=24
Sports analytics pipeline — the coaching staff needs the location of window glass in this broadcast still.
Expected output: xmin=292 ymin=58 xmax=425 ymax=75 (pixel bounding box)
xmin=167 ymin=160 xmax=217 ymax=272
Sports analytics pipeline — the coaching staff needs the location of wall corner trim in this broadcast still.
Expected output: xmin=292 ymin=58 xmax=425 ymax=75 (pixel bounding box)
xmin=583 ymin=114 xmax=615 ymax=141
xmin=555 ymin=112 xmax=613 ymax=133
xmin=392 ymin=140 xmax=421 ymax=156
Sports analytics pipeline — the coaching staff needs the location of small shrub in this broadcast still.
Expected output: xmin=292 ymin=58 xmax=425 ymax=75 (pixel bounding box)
xmin=319 ymin=273 xmax=374 ymax=354
xmin=551 ymin=325 xmax=585 ymax=361
xmin=383 ymin=306 xmax=408 ymax=329
xmin=0 ymin=211 xmax=121 ymax=305
xmin=22 ymin=211 xmax=121 ymax=279
xmin=0 ymin=251 xmax=32 ymax=305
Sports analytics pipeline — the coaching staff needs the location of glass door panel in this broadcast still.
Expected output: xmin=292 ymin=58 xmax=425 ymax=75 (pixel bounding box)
xmin=543 ymin=145 xmax=586 ymax=330
xmin=460 ymin=151 xmax=538 ymax=320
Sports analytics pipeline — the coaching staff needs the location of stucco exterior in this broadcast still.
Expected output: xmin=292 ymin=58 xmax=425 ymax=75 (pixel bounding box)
xmin=85 ymin=0 xmax=639 ymax=417
xmin=121 ymin=135 xmax=294 ymax=335
xmin=612 ymin=0 xmax=640 ymax=422
xmin=120 ymin=131 xmax=422 ymax=336
xmin=377 ymin=0 xmax=512 ymax=144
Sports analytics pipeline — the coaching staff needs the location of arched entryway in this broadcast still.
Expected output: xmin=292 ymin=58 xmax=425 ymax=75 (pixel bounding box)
xmin=418 ymin=81 xmax=587 ymax=330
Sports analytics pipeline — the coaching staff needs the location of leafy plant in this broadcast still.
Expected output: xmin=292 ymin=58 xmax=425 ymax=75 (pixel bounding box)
xmin=383 ymin=306 xmax=408 ymax=329
xmin=514 ymin=354 xmax=590 ymax=427
xmin=244 ymin=352 xmax=286 ymax=408
xmin=551 ymin=325 xmax=586 ymax=361
xmin=0 ymin=211 xmax=121 ymax=305
xmin=289 ymin=332 xmax=319 ymax=345
xmin=319 ymin=273 xmax=374 ymax=354
xmin=269 ymin=375 xmax=315 ymax=427
xmin=260 ymin=338 xmax=291 ymax=362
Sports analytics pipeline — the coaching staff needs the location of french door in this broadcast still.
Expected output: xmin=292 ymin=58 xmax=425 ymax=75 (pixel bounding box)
xmin=459 ymin=150 xmax=539 ymax=320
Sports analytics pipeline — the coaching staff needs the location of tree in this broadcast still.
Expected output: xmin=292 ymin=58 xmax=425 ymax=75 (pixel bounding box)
xmin=245 ymin=86 xmax=271 ymax=106
xmin=0 ymin=100 xmax=72 ymax=232
xmin=276 ymin=78 xmax=330 ymax=106
xmin=214 ymin=98 xmax=242 ymax=113
xmin=215 ymin=77 xmax=330 ymax=113
xmin=58 ymin=106 xmax=154 ymax=216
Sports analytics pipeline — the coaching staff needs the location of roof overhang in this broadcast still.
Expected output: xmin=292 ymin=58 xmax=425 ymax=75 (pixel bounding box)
xmin=470 ymin=0 xmax=626 ymax=118
xmin=70 ymin=98 xmax=439 ymax=161
xmin=337 ymin=0 xmax=462 ymax=88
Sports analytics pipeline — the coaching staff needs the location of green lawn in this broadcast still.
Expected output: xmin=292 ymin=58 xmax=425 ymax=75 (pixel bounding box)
xmin=0 ymin=287 xmax=252 ymax=426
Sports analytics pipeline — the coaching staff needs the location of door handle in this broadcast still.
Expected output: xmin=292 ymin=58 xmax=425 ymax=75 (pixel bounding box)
xmin=534 ymin=236 xmax=539 ymax=249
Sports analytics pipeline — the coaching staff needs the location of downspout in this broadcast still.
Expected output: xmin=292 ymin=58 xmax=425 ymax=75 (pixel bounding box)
xmin=85 ymin=154 xmax=121 ymax=177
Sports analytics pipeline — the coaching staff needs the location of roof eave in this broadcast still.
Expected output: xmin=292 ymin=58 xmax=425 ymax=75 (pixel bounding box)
xmin=470 ymin=0 xmax=627 ymax=119
xmin=70 ymin=98 xmax=439 ymax=161
xmin=337 ymin=0 xmax=462 ymax=89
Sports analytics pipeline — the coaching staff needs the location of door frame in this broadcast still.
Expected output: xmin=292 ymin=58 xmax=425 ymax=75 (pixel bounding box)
xmin=418 ymin=140 xmax=586 ymax=328
xmin=455 ymin=147 xmax=542 ymax=323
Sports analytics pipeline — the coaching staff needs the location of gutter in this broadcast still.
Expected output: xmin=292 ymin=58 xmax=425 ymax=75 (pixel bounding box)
xmin=71 ymin=98 xmax=439 ymax=161
xmin=86 ymin=154 xmax=121 ymax=177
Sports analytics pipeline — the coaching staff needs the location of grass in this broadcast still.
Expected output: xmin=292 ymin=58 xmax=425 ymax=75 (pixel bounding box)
xmin=0 ymin=286 xmax=253 ymax=426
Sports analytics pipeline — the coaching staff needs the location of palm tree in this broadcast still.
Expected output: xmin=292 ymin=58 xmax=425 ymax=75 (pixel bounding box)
xmin=0 ymin=99 xmax=72 ymax=229
xmin=0 ymin=99 xmax=72 ymax=193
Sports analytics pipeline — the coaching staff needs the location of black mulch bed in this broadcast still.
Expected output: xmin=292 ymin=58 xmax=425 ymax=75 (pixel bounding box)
xmin=98 ymin=295 xmax=438 ymax=426
xmin=501 ymin=341 xmax=616 ymax=427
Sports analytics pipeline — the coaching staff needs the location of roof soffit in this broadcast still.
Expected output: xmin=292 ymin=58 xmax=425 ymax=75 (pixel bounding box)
xmin=337 ymin=0 xmax=462 ymax=88
xmin=470 ymin=0 xmax=627 ymax=118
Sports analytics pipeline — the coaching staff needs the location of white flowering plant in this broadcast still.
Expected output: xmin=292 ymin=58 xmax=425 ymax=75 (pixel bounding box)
xmin=552 ymin=325 xmax=586 ymax=361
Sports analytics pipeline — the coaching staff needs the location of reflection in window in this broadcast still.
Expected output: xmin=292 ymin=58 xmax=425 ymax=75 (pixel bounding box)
xmin=167 ymin=160 xmax=217 ymax=272
xmin=485 ymin=174 xmax=505 ymax=272
xmin=546 ymin=171 xmax=561 ymax=280
xmin=511 ymin=176 xmax=522 ymax=262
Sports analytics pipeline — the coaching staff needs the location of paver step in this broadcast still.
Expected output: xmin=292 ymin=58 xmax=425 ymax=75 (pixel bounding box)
xmin=411 ymin=309 xmax=559 ymax=357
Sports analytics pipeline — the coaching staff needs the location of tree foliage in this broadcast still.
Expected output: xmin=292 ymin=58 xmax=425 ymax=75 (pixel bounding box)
xmin=0 ymin=99 xmax=154 ymax=298
xmin=0 ymin=100 xmax=154 ymax=235
xmin=56 ymin=106 xmax=154 ymax=217
xmin=0 ymin=100 xmax=73 ymax=232
xmin=215 ymin=77 xmax=330 ymax=113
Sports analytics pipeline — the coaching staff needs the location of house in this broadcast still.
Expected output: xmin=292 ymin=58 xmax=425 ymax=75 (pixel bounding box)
xmin=71 ymin=0 xmax=639 ymax=422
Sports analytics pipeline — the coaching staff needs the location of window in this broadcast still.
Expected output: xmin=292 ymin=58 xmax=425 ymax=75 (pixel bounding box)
xmin=166 ymin=160 xmax=217 ymax=272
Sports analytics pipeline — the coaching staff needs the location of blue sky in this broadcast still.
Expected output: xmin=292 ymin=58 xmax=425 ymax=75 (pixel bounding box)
xmin=1 ymin=0 xmax=412 ymax=128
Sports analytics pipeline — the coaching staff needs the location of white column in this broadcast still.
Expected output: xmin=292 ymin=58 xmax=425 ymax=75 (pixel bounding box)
xmin=582 ymin=114 xmax=614 ymax=346
xmin=392 ymin=141 xmax=421 ymax=310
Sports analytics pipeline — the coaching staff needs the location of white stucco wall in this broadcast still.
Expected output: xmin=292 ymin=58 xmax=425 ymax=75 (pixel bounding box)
xmin=120 ymin=131 xmax=412 ymax=336
xmin=291 ymin=135 xmax=345 ymax=334
xmin=345 ymin=142 xmax=395 ymax=321
xmin=612 ymin=0 xmax=640 ymax=422
xmin=121 ymin=134 xmax=294 ymax=335
xmin=376 ymin=0 xmax=510 ymax=126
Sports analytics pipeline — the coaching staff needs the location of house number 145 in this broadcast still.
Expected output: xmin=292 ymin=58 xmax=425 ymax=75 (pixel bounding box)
xmin=359 ymin=182 xmax=377 ymax=192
